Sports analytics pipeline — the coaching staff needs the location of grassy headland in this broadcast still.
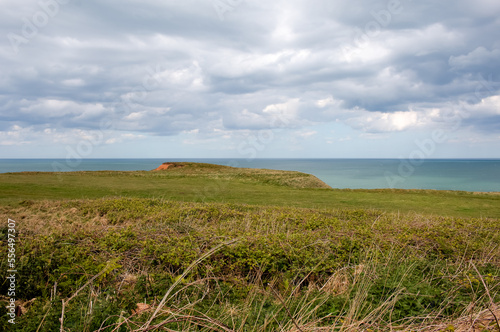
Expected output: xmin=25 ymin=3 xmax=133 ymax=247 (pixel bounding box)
xmin=0 ymin=162 xmax=499 ymax=331
xmin=0 ymin=162 xmax=499 ymax=218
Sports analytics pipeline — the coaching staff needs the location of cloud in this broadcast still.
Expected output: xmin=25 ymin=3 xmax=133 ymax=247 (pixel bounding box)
xmin=346 ymin=110 xmax=421 ymax=133
xmin=449 ymin=47 xmax=500 ymax=72
xmin=1 ymin=0 xmax=499 ymax=157
xmin=0 ymin=125 xmax=32 ymax=146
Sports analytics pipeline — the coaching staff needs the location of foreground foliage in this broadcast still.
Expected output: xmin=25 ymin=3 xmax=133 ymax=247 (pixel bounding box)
xmin=1 ymin=198 xmax=499 ymax=331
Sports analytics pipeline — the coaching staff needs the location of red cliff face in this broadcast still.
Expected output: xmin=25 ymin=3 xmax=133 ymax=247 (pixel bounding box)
xmin=153 ymin=163 xmax=186 ymax=171
xmin=154 ymin=163 xmax=173 ymax=171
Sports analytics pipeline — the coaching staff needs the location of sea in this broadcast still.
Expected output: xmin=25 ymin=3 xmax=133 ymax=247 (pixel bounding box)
xmin=0 ymin=158 xmax=499 ymax=192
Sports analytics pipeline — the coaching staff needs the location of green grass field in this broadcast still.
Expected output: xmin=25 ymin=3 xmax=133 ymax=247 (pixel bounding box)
xmin=0 ymin=163 xmax=499 ymax=331
xmin=0 ymin=162 xmax=499 ymax=218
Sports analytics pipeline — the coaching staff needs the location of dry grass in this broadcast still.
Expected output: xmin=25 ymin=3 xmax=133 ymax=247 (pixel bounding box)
xmin=1 ymin=198 xmax=499 ymax=331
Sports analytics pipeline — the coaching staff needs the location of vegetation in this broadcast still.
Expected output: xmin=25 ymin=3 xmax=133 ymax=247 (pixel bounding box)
xmin=0 ymin=162 xmax=499 ymax=218
xmin=0 ymin=163 xmax=499 ymax=331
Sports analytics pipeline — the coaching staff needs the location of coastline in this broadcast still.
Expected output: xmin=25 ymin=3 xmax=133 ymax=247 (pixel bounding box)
xmin=0 ymin=162 xmax=499 ymax=218
xmin=1 ymin=158 xmax=499 ymax=193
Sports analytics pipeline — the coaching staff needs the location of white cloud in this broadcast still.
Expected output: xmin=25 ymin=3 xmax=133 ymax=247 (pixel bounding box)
xmin=62 ymin=78 xmax=85 ymax=87
xmin=19 ymin=99 xmax=107 ymax=120
xmin=449 ymin=47 xmax=500 ymax=70
xmin=455 ymin=95 xmax=500 ymax=118
xmin=296 ymin=130 xmax=317 ymax=138
xmin=103 ymin=133 xmax=145 ymax=144
xmin=316 ymin=96 xmax=343 ymax=109
xmin=346 ymin=110 xmax=422 ymax=133
xmin=0 ymin=125 xmax=31 ymax=145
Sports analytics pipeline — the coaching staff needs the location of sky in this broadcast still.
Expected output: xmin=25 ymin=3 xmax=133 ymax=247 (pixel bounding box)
xmin=1 ymin=0 xmax=499 ymax=160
